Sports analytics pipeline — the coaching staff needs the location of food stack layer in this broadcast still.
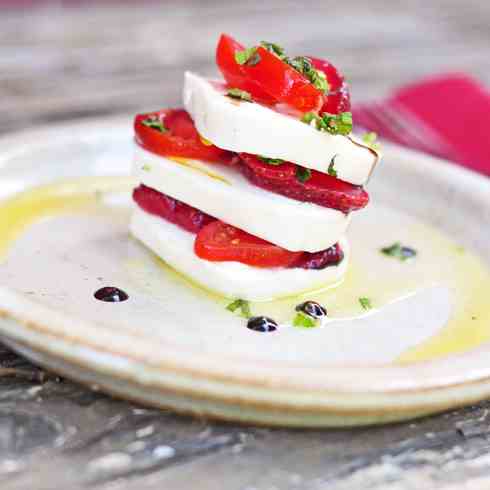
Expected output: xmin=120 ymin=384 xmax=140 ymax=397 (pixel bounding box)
xmin=130 ymin=35 xmax=380 ymax=301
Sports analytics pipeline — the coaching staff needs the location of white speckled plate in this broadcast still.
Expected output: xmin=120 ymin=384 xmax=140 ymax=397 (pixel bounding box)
xmin=0 ymin=116 xmax=489 ymax=427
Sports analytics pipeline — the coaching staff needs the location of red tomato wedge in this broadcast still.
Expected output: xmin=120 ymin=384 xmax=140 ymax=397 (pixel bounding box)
xmin=194 ymin=221 xmax=303 ymax=268
xmin=242 ymin=46 xmax=323 ymax=113
xmin=134 ymin=109 xmax=232 ymax=163
xmin=216 ymin=34 xmax=323 ymax=112
xmin=309 ymin=56 xmax=351 ymax=115
xmin=216 ymin=34 xmax=276 ymax=105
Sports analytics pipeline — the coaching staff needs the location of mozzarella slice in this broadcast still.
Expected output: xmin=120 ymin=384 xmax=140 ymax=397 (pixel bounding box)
xmin=183 ymin=71 xmax=380 ymax=186
xmin=134 ymin=145 xmax=350 ymax=253
xmin=130 ymin=207 xmax=349 ymax=301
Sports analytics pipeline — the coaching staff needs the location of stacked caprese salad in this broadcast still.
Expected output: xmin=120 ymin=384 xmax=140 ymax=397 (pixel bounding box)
xmin=130 ymin=34 xmax=380 ymax=301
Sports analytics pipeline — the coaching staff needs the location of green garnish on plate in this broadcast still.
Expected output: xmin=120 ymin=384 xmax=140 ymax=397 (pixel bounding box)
xmin=381 ymin=242 xmax=417 ymax=261
xmin=293 ymin=311 xmax=319 ymax=328
xmin=359 ymin=297 xmax=373 ymax=310
xmin=226 ymin=299 xmax=252 ymax=318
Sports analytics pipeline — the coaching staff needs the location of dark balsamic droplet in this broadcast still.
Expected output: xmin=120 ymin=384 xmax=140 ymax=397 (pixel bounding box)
xmin=94 ymin=287 xmax=129 ymax=302
xmin=247 ymin=316 xmax=278 ymax=332
xmin=295 ymin=301 xmax=327 ymax=319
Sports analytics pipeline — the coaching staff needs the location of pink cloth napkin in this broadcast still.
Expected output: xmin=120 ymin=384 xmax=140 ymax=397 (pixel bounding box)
xmin=353 ymin=73 xmax=490 ymax=177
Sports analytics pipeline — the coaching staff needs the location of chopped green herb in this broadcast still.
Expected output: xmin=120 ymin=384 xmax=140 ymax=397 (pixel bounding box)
xmin=296 ymin=166 xmax=312 ymax=183
xmin=381 ymin=242 xmax=417 ymax=261
xmin=226 ymin=299 xmax=252 ymax=318
xmin=362 ymin=132 xmax=381 ymax=150
xmin=260 ymin=41 xmax=285 ymax=57
xmin=235 ymin=47 xmax=260 ymax=66
xmin=322 ymin=112 xmax=353 ymax=135
xmin=141 ymin=116 xmax=167 ymax=133
xmin=301 ymin=111 xmax=353 ymax=135
xmin=359 ymin=297 xmax=372 ymax=310
xmin=226 ymin=87 xmax=253 ymax=102
xmin=286 ymin=56 xmax=329 ymax=93
xmin=328 ymin=156 xmax=338 ymax=177
xmin=141 ymin=164 xmax=151 ymax=171
xmin=308 ymin=67 xmax=329 ymax=92
xmin=258 ymin=155 xmax=284 ymax=165
xmin=301 ymin=112 xmax=318 ymax=125
xmin=293 ymin=311 xmax=319 ymax=328
xmin=287 ymin=56 xmax=313 ymax=74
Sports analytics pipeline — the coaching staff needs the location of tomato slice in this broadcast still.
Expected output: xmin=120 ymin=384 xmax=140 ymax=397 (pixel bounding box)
xmin=194 ymin=221 xmax=303 ymax=268
xmin=309 ymin=56 xmax=351 ymax=115
xmin=242 ymin=46 xmax=323 ymax=113
xmin=217 ymin=34 xmax=323 ymax=112
xmin=216 ymin=34 xmax=276 ymax=105
xmin=134 ymin=109 xmax=232 ymax=163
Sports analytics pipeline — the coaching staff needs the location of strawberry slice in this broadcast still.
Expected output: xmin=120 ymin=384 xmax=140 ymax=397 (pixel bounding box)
xmin=292 ymin=243 xmax=344 ymax=269
xmin=309 ymin=56 xmax=351 ymax=115
xmin=133 ymin=184 xmax=215 ymax=233
xmin=239 ymin=153 xmax=368 ymax=213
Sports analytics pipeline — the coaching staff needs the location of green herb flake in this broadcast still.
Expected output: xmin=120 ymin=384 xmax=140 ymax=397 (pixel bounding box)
xmin=381 ymin=242 xmax=417 ymax=261
xmin=362 ymin=131 xmax=381 ymax=150
xmin=301 ymin=112 xmax=318 ymax=125
xmin=258 ymin=155 xmax=284 ymax=165
xmin=328 ymin=156 xmax=338 ymax=177
xmin=359 ymin=297 xmax=372 ymax=310
xmin=293 ymin=311 xmax=319 ymax=328
xmin=321 ymin=112 xmax=353 ymax=136
xmin=141 ymin=164 xmax=152 ymax=172
xmin=226 ymin=299 xmax=251 ymax=318
xmin=235 ymin=47 xmax=260 ymax=66
xmin=226 ymin=88 xmax=253 ymax=102
xmin=286 ymin=56 xmax=329 ymax=94
xmin=141 ymin=116 xmax=167 ymax=133
xmin=296 ymin=166 xmax=312 ymax=183
xmin=260 ymin=41 xmax=285 ymax=57
xmin=302 ymin=112 xmax=353 ymax=135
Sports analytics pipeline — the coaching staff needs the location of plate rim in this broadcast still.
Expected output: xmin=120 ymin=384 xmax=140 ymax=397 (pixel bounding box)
xmin=0 ymin=116 xmax=489 ymax=424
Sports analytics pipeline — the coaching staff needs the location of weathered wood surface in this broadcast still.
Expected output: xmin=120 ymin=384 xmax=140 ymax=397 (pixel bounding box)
xmin=1 ymin=1 xmax=490 ymax=489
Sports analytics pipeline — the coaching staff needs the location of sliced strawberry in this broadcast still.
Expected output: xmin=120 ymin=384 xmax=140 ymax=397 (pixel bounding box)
xmin=239 ymin=154 xmax=296 ymax=181
xmin=292 ymin=243 xmax=344 ymax=269
xmin=239 ymin=153 xmax=369 ymax=213
xmin=309 ymin=56 xmax=351 ymax=115
xmin=133 ymin=184 xmax=215 ymax=233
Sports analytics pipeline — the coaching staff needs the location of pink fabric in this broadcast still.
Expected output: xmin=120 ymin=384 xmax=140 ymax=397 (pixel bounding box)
xmin=353 ymin=73 xmax=490 ymax=177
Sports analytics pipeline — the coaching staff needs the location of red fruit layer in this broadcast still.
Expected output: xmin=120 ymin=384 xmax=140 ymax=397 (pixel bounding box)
xmin=292 ymin=243 xmax=344 ymax=269
xmin=133 ymin=185 xmax=344 ymax=270
xmin=133 ymin=184 xmax=215 ymax=234
xmin=309 ymin=56 xmax=351 ymax=115
xmin=239 ymin=153 xmax=369 ymax=213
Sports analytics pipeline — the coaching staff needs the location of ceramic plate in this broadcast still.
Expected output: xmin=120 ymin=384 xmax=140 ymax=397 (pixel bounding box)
xmin=0 ymin=116 xmax=489 ymax=427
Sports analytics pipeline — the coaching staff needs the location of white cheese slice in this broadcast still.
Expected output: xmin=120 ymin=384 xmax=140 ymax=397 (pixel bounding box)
xmin=134 ymin=145 xmax=350 ymax=253
xmin=183 ymin=71 xmax=380 ymax=186
xmin=130 ymin=207 xmax=349 ymax=301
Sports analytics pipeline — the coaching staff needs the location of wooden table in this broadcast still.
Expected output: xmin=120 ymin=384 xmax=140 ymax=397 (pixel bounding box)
xmin=1 ymin=2 xmax=490 ymax=489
